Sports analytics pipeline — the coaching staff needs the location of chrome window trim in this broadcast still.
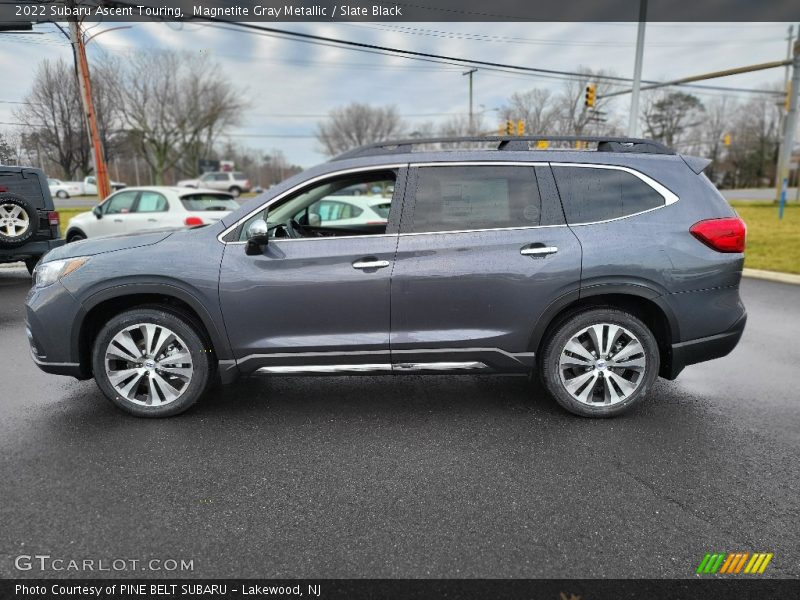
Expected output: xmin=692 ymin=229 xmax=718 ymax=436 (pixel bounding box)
xmin=219 ymin=159 xmax=679 ymax=244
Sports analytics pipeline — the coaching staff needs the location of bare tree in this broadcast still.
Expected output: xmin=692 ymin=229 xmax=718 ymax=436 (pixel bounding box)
xmin=0 ymin=131 xmax=15 ymax=165
xmin=437 ymin=113 xmax=487 ymax=137
xmin=642 ymin=91 xmax=705 ymax=149
xmin=499 ymin=88 xmax=558 ymax=135
xmin=316 ymin=103 xmax=405 ymax=156
xmin=108 ymin=51 xmax=245 ymax=184
xmin=725 ymin=95 xmax=782 ymax=187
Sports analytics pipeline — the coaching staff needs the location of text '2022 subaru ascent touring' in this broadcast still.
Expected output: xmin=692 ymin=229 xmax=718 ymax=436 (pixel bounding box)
xmin=26 ymin=136 xmax=747 ymax=418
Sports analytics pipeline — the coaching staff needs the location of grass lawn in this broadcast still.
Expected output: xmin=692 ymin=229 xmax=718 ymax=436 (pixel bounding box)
xmin=731 ymin=202 xmax=800 ymax=274
xmin=55 ymin=201 xmax=800 ymax=275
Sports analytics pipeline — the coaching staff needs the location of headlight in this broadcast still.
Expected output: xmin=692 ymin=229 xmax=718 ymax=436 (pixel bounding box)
xmin=34 ymin=257 xmax=90 ymax=288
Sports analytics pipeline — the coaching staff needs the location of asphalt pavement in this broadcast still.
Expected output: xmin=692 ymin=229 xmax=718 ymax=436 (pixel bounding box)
xmin=1 ymin=270 xmax=798 ymax=579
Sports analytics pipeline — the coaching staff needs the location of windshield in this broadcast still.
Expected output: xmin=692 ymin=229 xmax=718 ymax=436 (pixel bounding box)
xmin=180 ymin=193 xmax=239 ymax=211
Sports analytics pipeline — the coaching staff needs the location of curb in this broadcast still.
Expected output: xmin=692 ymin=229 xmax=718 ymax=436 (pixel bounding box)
xmin=743 ymin=268 xmax=800 ymax=285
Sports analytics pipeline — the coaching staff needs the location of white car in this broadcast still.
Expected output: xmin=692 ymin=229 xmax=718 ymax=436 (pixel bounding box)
xmin=294 ymin=194 xmax=391 ymax=229
xmin=177 ymin=171 xmax=252 ymax=197
xmin=64 ymin=186 xmax=239 ymax=242
xmin=48 ymin=178 xmax=83 ymax=200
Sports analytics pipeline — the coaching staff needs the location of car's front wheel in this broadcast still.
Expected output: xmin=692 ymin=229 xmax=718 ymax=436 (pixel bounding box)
xmin=228 ymin=186 xmax=241 ymax=197
xmin=92 ymin=308 xmax=213 ymax=417
xmin=540 ymin=308 xmax=659 ymax=417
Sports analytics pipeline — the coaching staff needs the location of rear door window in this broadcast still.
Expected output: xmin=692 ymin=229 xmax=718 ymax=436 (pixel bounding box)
xmin=134 ymin=191 xmax=168 ymax=213
xmin=552 ymin=166 xmax=665 ymax=224
xmin=408 ymin=166 xmax=541 ymax=233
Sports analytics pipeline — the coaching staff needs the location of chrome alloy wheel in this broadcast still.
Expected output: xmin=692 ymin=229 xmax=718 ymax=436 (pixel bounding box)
xmin=104 ymin=323 xmax=194 ymax=406
xmin=0 ymin=203 xmax=30 ymax=237
xmin=558 ymin=323 xmax=647 ymax=406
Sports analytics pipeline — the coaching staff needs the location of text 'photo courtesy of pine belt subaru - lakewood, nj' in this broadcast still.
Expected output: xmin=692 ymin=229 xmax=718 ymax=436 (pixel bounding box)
xmin=26 ymin=136 xmax=747 ymax=418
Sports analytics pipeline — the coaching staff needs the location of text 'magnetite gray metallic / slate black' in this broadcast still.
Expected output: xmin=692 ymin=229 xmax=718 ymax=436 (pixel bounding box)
xmin=26 ymin=136 xmax=747 ymax=417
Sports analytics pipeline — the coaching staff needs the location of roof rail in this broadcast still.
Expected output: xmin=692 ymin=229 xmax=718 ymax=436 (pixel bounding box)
xmin=331 ymin=135 xmax=675 ymax=161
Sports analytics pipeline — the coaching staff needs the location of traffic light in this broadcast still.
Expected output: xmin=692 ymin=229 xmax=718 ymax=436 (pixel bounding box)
xmin=723 ymin=133 xmax=732 ymax=147
xmin=516 ymin=120 xmax=525 ymax=136
xmin=505 ymin=120 xmax=514 ymax=135
xmin=536 ymin=140 xmax=549 ymax=149
xmin=584 ymin=84 xmax=596 ymax=108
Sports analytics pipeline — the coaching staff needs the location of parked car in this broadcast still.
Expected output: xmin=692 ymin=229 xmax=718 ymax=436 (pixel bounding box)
xmin=26 ymin=136 xmax=747 ymax=418
xmin=0 ymin=166 xmax=64 ymax=274
xmin=60 ymin=176 xmax=126 ymax=197
xmin=48 ymin=178 xmax=83 ymax=200
xmin=64 ymin=187 xmax=239 ymax=242
xmin=177 ymin=172 xmax=251 ymax=197
xmin=293 ymin=194 xmax=391 ymax=229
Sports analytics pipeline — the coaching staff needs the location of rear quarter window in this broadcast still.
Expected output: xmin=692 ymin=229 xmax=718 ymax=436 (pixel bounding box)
xmin=553 ymin=166 xmax=665 ymax=224
xmin=180 ymin=194 xmax=239 ymax=211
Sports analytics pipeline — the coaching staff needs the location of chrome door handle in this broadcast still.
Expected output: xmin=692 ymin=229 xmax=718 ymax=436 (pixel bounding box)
xmin=147 ymin=218 xmax=158 ymax=222
xmin=113 ymin=219 xmax=123 ymax=223
xmin=521 ymin=245 xmax=558 ymax=257
xmin=352 ymin=259 xmax=390 ymax=270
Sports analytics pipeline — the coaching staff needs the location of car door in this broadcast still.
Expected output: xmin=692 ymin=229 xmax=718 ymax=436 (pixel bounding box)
xmin=218 ymin=167 xmax=407 ymax=373
xmin=96 ymin=190 xmax=139 ymax=237
xmin=390 ymin=163 xmax=582 ymax=372
xmin=125 ymin=190 xmax=169 ymax=233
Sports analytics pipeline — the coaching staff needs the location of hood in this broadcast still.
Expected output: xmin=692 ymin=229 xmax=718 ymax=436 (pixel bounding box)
xmin=44 ymin=230 xmax=176 ymax=262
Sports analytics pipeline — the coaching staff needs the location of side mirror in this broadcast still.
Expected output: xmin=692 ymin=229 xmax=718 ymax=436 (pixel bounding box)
xmin=245 ymin=218 xmax=269 ymax=255
xmin=92 ymin=206 xmax=102 ymax=219
xmin=308 ymin=212 xmax=321 ymax=227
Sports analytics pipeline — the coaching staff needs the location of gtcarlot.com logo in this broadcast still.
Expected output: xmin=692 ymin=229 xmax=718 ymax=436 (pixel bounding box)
xmin=696 ymin=552 xmax=773 ymax=575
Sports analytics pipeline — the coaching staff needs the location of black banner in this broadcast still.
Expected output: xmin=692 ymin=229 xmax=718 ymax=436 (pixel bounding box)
xmin=3 ymin=579 xmax=800 ymax=600
xmin=1 ymin=0 xmax=800 ymax=23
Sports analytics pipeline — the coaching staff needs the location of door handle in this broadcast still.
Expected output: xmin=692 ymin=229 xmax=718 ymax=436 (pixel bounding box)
xmin=352 ymin=259 xmax=390 ymax=270
xmin=147 ymin=218 xmax=158 ymax=222
xmin=113 ymin=219 xmax=123 ymax=223
xmin=521 ymin=245 xmax=558 ymax=257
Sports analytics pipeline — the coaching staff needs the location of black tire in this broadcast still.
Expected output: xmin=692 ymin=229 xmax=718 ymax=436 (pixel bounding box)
xmin=228 ymin=186 xmax=241 ymax=198
xmin=92 ymin=308 xmax=213 ymax=417
xmin=25 ymin=256 xmax=40 ymax=276
xmin=56 ymin=190 xmax=69 ymax=199
xmin=66 ymin=229 xmax=86 ymax=243
xmin=0 ymin=193 xmax=38 ymax=248
xmin=540 ymin=308 xmax=659 ymax=418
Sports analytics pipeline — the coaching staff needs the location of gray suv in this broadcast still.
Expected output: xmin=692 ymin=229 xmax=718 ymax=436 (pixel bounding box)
xmin=26 ymin=136 xmax=747 ymax=418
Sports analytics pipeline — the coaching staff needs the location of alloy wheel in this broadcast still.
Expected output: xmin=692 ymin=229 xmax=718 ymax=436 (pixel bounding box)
xmin=104 ymin=323 xmax=194 ymax=406
xmin=558 ymin=323 xmax=647 ymax=406
xmin=0 ymin=203 xmax=29 ymax=238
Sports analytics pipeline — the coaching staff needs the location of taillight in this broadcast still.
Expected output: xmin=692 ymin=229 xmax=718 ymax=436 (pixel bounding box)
xmin=690 ymin=217 xmax=746 ymax=253
xmin=184 ymin=216 xmax=204 ymax=227
xmin=48 ymin=211 xmax=60 ymax=226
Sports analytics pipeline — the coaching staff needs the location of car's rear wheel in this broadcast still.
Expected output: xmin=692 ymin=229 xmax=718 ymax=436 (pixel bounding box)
xmin=540 ymin=308 xmax=659 ymax=417
xmin=0 ymin=193 xmax=37 ymax=248
xmin=92 ymin=308 xmax=212 ymax=417
xmin=56 ymin=190 xmax=69 ymax=199
xmin=228 ymin=186 xmax=241 ymax=197
xmin=66 ymin=230 xmax=86 ymax=243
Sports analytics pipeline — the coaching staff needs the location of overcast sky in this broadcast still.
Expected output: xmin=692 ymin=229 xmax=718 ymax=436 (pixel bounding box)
xmin=0 ymin=21 xmax=796 ymax=167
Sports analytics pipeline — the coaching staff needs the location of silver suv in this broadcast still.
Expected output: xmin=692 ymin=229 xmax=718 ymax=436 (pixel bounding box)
xmin=178 ymin=171 xmax=251 ymax=197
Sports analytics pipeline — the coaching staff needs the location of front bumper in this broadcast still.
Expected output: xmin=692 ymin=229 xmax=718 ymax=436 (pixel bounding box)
xmin=26 ymin=280 xmax=88 ymax=379
xmin=665 ymin=311 xmax=747 ymax=379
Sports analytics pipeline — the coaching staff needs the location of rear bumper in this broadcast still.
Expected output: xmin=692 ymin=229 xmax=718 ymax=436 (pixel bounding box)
xmin=665 ymin=311 xmax=747 ymax=379
xmin=0 ymin=238 xmax=64 ymax=261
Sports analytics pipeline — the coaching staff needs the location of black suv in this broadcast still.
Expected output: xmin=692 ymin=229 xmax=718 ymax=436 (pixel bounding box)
xmin=0 ymin=166 xmax=64 ymax=273
xmin=26 ymin=137 xmax=747 ymax=418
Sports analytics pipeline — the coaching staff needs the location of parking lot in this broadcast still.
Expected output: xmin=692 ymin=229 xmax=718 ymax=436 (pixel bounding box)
xmin=1 ymin=267 xmax=798 ymax=578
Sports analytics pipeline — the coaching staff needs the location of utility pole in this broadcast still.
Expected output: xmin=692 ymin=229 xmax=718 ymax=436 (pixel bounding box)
xmin=778 ymin=39 xmax=800 ymax=219
xmin=68 ymin=16 xmax=111 ymax=200
xmin=628 ymin=0 xmax=647 ymax=137
xmin=775 ymin=25 xmax=798 ymax=204
xmin=463 ymin=68 xmax=478 ymax=134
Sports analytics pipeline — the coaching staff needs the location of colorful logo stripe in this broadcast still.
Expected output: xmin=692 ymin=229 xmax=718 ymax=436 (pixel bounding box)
xmin=697 ymin=552 xmax=773 ymax=574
